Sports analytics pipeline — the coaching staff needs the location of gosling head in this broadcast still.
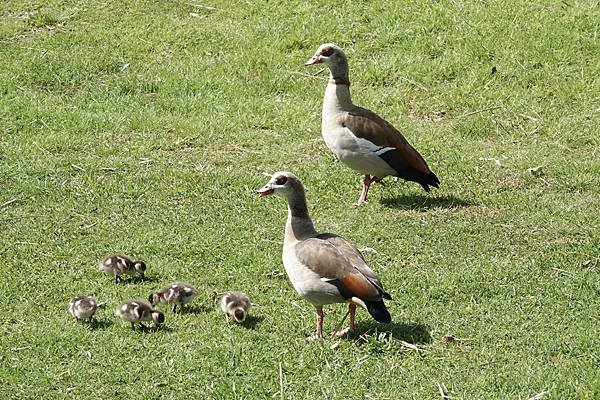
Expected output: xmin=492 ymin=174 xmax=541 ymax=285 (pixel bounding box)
xmin=133 ymin=261 xmax=146 ymax=277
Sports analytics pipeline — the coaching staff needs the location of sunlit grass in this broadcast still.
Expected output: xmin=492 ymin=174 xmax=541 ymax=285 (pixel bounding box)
xmin=0 ymin=1 xmax=599 ymax=398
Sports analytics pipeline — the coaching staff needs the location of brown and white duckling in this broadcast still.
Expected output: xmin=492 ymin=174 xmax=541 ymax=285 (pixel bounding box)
xmin=98 ymin=254 xmax=146 ymax=284
xmin=68 ymin=296 xmax=105 ymax=322
xmin=115 ymin=300 xmax=165 ymax=330
xmin=148 ymin=282 xmax=198 ymax=313
xmin=220 ymin=291 xmax=251 ymax=323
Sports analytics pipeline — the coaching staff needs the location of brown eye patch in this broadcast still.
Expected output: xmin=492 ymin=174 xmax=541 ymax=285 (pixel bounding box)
xmin=275 ymin=175 xmax=287 ymax=185
xmin=321 ymin=46 xmax=334 ymax=56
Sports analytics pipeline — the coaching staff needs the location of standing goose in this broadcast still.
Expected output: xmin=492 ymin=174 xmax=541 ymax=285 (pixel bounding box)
xmin=306 ymin=43 xmax=440 ymax=205
xmin=258 ymin=172 xmax=391 ymax=338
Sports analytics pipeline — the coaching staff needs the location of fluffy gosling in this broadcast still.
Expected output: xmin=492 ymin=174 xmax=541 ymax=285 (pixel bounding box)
xmin=148 ymin=282 xmax=198 ymax=313
xmin=98 ymin=254 xmax=146 ymax=284
xmin=115 ymin=300 xmax=165 ymax=330
xmin=68 ymin=296 xmax=105 ymax=322
xmin=220 ymin=291 xmax=251 ymax=323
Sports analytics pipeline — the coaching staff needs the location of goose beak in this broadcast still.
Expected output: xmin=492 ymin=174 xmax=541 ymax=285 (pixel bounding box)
xmin=305 ymin=55 xmax=321 ymax=66
xmin=258 ymin=184 xmax=274 ymax=197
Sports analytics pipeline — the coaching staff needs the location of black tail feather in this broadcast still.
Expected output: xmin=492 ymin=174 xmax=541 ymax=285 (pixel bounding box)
xmin=365 ymin=300 xmax=391 ymax=323
xmin=418 ymin=172 xmax=440 ymax=192
xmin=378 ymin=149 xmax=440 ymax=192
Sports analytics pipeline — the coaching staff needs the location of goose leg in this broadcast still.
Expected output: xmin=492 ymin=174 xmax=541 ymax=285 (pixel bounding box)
xmin=315 ymin=306 xmax=324 ymax=339
xmin=348 ymin=303 xmax=356 ymax=333
xmin=335 ymin=303 xmax=357 ymax=336
xmin=356 ymin=175 xmax=375 ymax=205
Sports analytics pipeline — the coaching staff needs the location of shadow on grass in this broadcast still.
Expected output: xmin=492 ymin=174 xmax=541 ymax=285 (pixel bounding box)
xmin=85 ymin=318 xmax=114 ymax=330
xmin=241 ymin=315 xmax=265 ymax=329
xmin=354 ymin=321 xmax=432 ymax=344
xmin=176 ymin=305 xmax=212 ymax=315
xmin=134 ymin=324 xmax=175 ymax=334
xmin=380 ymin=194 xmax=476 ymax=211
xmin=125 ymin=274 xmax=161 ymax=284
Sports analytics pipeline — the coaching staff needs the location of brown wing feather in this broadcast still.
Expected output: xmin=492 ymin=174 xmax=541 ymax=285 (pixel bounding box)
xmin=343 ymin=108 xmax=432 ymax=175
xmin=317 ymin=233 xmax=388 ymax=295
xmin=340 ymin=273 xmax=381 ymax=301
xmin=295 ymin=234 xmax=387 ymax=302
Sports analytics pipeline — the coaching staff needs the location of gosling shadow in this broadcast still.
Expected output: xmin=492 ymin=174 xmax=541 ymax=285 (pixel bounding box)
xmin=380 ymin=194 xmax=476 ymax=212
xmin=176 ymin=305 xmax=212 ymax=315
xmin=136 ymin=324 xmax=174 ymax=334
xmin=241 ymin=315 xmax=265 ymax=330
xmin=86 ymin=318 xmax=113 ymax=330
xmin=123 ymin=274 xmax=160 ymax=284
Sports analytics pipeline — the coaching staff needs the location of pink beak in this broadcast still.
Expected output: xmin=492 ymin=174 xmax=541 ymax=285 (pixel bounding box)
xmin=257 ymin=185 xmax=274 ymax=197
xmin=305 ymin=55 xmax=321 ymax=66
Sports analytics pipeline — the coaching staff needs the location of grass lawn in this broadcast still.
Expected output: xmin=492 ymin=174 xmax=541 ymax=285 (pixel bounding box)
xmin=1 ymin=0 xmax=599 ymax=398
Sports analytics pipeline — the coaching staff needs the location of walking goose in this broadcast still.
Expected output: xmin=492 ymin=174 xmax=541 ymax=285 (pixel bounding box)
xmin=306 ymin=43 xmax=440 ymax=204
xmin=258 ymin=171 xmax=391 ymax=338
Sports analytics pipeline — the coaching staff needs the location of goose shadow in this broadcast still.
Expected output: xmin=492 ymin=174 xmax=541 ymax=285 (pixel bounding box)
xmin=380 ymin=194 xmax=476 ymax=211
xmin=351 ymin=321 xmax=432 ymax=345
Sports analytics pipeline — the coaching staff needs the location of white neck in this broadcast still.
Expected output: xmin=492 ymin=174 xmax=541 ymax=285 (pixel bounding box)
xmin=323 ymin=82 xmax=353 ymax=114
xmin=283 ymin=196 xmax=317 ymax=246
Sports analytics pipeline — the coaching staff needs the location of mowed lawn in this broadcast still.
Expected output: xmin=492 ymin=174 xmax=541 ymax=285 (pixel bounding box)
xmin=1 ymin=0 xmax=599 ymax=398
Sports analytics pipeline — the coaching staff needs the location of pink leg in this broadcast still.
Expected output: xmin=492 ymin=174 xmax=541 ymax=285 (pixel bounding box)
xmin=348 ymin=303 xmax=356 ymax=333
xmin=315 ymin=306 xmax=324 ymax=339
xmin=335 ymin=303 xmax=357 ymax=337
xmin=356 ymin=175 xmax=375 ymax=205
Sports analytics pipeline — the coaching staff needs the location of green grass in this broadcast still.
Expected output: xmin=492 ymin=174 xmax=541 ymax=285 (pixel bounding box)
xmin=1 ymin=0 xmax=599 ymax=398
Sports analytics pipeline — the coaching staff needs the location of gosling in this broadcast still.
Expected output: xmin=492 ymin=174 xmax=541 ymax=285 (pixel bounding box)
xmin=68 ymin=296 xmax=105 ymax=322
xmin=98 ymin=255 xmax=146 ymax=284
xmin=115 ymin=300 xmax=165 ymax=330
xmin=220 ymin=291 xmax=251 ymax=323
xmin=149 ymin=282 xmax=198 ymax=313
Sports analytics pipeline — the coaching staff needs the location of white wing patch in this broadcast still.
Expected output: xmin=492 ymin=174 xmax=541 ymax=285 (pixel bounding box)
xmin=374 ymin=146 xmax=395 ymax=156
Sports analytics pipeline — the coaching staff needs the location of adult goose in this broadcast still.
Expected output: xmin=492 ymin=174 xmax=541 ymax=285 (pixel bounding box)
xmin=306 ymin=43 xmax=440 ymax=205
xmin=258 ymin=171 xmax=391 ymax=338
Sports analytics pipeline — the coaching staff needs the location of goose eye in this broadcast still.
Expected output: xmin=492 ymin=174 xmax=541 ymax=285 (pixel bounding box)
xmin=275 ymin=176 xmax=287 ymax=185
xmin=321 ymin=46 xmax=334 ymax=57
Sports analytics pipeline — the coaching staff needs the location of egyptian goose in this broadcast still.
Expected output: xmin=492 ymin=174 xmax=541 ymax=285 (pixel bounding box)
xmin=68 ymin=296 xmax=104 ymax=322
xmin=220 ymin=291 xmax=251 ymax=323
xmin=115 ymin=300 xmax=165 ymax=330
xmin=258 ymin=172 xmax=391 ymax=338
xmin=98 ymin=255 xmax=146 ymax=284
xmin=149 ymin=282 xmax=198 ymax=313
xmin=306 ymin=43 xmax=440 ymax=204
